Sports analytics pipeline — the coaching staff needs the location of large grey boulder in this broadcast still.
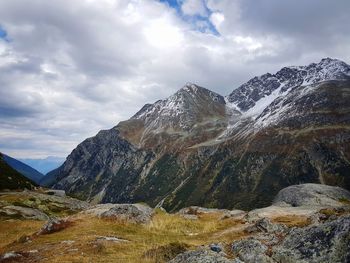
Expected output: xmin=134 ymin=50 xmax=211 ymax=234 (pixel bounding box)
xmin=272 ymin=215 xmax=350 ymax=263
xmin=273 ymin=183 xmax=350 ymax=208
xmin=81 ymin=203 xmax=117 ymax=217
xmin=232 ymin=239 xmax=274 ymax=263
xmin=100 ymin=203 xmax=154 ymax=224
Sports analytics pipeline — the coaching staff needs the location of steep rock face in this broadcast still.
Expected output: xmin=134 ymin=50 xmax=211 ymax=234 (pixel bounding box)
xmin=52 ymin=58 xmax=350 ymax=211
xmin=52 ymin=129 xmax=154 ymax=203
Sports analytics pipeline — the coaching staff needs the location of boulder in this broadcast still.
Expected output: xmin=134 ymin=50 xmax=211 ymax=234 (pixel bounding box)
xmin=44 ymin=189 xmax=66 ymax=197
xmin=38 ymin=218 xmax=70 ymax=234
xmin=245 ymin=218 xmax=287 ymax=235
xmin=100 ymin=203 xmax=154 ymax=224
xmin=272 ymin=215 xmax=350 ymax=263
xmin=81 ymin=203 xmax=117 ymax=217
xmin=273 ymin=183 xmax=350 ymax=208
xmin=231 ymin=239 xmax=274 ymax=263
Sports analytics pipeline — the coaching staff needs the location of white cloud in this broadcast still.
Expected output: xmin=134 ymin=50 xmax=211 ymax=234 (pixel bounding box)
xmin=210 ymin=12 xmax=225 ymax=29
xmin=181 ymin=0 xmax=208 ymax=17
xmin=0 ymin=0 xmax=349 ymax=158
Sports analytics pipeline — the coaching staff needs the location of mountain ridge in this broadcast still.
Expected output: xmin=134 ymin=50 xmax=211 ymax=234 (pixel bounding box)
xmin=50 ymin=58 xmax=350 ymax=211
xmin=2 ymin=153 xmax=44 ymax=184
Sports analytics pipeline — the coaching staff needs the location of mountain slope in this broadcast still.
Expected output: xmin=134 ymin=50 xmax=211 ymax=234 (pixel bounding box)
xmin=51 ymin=58 xmax=350 ymax=211
xmin=0 ymin=153 xmax=36 ymax=190
xmin=2 ymin=154 xmax=44 ymax=184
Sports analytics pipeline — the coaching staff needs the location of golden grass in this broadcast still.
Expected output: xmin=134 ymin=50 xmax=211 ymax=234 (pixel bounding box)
xmin=0 ymin=210 xmax=246 ymax=263
xmin=272 ymin=215 xmax=310 ymax=228
xmin=0 ymin=220 xmax=43 ymax=248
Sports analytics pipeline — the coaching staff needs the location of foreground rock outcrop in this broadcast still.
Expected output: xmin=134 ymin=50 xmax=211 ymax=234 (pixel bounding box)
xmin=170 ymin=184 xmax=350 ymax=263
xmin=0 ymin=190 xmax=89 ymax=220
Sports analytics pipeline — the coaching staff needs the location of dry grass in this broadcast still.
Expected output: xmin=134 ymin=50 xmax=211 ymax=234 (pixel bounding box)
xmin=272 ymin=215 xmax=311 ymax=228
xmin=0 ymin=210 xmax=246 ymax=263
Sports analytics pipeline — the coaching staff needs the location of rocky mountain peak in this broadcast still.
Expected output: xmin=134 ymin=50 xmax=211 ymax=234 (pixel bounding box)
xmin=131 ymin=83 xmax=225 ymax=131
xmin=226 ymin=58 xmax=350 ymax=115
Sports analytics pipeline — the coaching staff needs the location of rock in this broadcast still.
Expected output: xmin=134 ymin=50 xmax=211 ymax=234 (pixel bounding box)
xmin=100 ymin=203 xmax=154 ymax=224
xmin=209 ymin=244 xmax=223 ymax=253
xmin=272 ymin=215 xmax=350 ymax=263
xmin=273 ymin=183 xmax=350 ymax=208
xmin=44 ymin=190 xmax=66 ymax=197
xmin=0 ymin=252 xmax=22 ymax=261
xmin=231 ymin=239 xmax=274 ymax=263
xmin=169 ymin=249 xmax=233 ymax=263
xmin=178 ymin=206 xmax=230 ymax=215
xmin=95 ymin=236 xmax=129 ymax=243
xmin=0 ymin=205 xmax=48 ymax=220
xmin=81 ymin=203 xmax=117 ymax=217
xmin=246 ymin=205 xmax=318 ymax=225
xmin=38 ymin=218 xmax=70 ymax=235
xmin=245 ymin=218 xmax=287 ymax=234
xmin=221 ymin=210 xmax=247 ymax=221
xmin=178 ymin=206 xmax=246 ymax=221
xmin=0 ymin=191 xmax=90 ymax=219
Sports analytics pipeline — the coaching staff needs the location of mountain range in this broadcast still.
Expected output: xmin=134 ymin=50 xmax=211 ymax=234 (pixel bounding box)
xmin=0 ymin=153 xmax=36 ymax=190
xmin=47 ymin=58 xmax=350 ymax=211
xmin=1 ymin=153 xmax=44 ymax=184
xmin=19 ymin=156 xmax=65 ymax=175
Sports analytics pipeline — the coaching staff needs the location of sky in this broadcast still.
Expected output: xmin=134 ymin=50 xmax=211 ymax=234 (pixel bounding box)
xmin=0 ymin=0 xmax=349 ymax=159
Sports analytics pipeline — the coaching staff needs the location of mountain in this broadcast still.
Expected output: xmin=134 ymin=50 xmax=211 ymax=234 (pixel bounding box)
xmin=19 ymin=156 xmax=65 ymax=175
xmin=0 ymin=153 xmax=36 ymax=190
xmin=2 ymin=154 xmax=44 ymax=184
xmin=50 ymin=58 xmax=350 ymax=210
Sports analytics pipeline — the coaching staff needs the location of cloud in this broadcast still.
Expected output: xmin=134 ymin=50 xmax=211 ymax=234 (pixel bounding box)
xmin=181 ymin=0 xmax=208 ymax=17
xmin=0 ymin=0 xmax=349 ymax=158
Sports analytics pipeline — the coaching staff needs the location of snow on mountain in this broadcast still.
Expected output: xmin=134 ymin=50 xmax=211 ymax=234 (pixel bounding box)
xmin=226 ymin=58 xmax=350 ymax=120
xmin=132 ymin=83 xmax=225 ymax=131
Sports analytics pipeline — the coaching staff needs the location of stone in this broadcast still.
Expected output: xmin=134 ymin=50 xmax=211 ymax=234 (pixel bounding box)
xmin=272 ymin=215 xmax=350 ymax=263
xmin=0 ymin=205 xmax=48 ymax=220
xmin=245 ymin=218 xmax=287 ymax=234
xmin=209 ymin=244 xmax=223 ymax=253
xmin=38 ymin=218 xmax=70 ymax=235
xmin=273 ymin=183 xmax=350 ymax=208
xmin=44 ymin=190 xmax=66 ymax=197
xmin=100 ymin=203 xmax=154 ymax=224
xmin=231 ymin=239 xmax=274 ymax=263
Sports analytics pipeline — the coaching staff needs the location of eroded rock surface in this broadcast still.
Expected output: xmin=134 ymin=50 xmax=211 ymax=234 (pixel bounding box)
xmin=100 ymin=203 xmax=154 ymax=224
xmin=273 ymin=183 xmax=350 ymax=208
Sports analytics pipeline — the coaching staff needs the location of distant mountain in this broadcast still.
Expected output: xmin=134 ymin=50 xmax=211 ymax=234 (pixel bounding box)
xmin=0 ymin=153 xmax=36 ymax=190
xmin=19 ymin=156 xmax=65 ymax=175
xmin=2 ymin=154 xmax=44 ymax=184
xmin=50 ymin=58 xmax=350 ymax=211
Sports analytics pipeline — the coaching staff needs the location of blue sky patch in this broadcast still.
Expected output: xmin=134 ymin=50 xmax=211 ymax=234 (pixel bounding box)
xmin=0 ymin=26 xmax=9 ymax=41
xmin=158 ymin=0 xmax=220 ymax=36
